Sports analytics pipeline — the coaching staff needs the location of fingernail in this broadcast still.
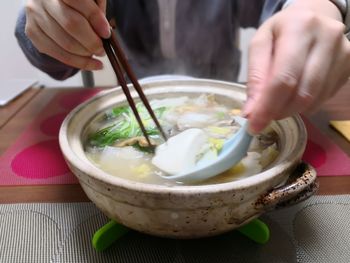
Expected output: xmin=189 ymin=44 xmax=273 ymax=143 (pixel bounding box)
xmin=101 ymin=27 xmax=111 ymax=39
xmin=248 ymin=118 xmax=269 ymax=135
xmin=87 ymin=60 xmax=103 ymax=70
xmin=100 ymin=22 xmax=111 ymax=39
xmin=95 ymin=61 xmax=103 ymax=70
xmin=242 ymin=99 xmax=254 ymax=117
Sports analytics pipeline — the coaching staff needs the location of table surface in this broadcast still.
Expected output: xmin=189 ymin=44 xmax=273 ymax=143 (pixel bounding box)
xmin=0 ymin=85 xmax=349 ymax=203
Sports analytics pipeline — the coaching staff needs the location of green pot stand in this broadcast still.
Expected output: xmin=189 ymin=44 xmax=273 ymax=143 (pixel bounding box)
xmin=92 ymin=218 xmax=270 ymax=251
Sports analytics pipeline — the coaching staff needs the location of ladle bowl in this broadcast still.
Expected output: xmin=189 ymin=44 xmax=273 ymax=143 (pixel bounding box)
xmin=161 ymin=117 xmax=253 ymax=183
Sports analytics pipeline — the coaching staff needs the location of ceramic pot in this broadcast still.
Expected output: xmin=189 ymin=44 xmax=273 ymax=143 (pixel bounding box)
xmin=59 ymin=78 xmax=318 ymax=238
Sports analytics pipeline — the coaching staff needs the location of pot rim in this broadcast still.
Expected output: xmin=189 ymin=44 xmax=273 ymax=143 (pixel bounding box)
xmin=59 ymin=78 xmax=307 ymax=195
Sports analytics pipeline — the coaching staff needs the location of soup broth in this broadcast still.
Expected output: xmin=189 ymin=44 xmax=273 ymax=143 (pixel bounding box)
xmin=84 ymin=94 xmax=279 ymax=186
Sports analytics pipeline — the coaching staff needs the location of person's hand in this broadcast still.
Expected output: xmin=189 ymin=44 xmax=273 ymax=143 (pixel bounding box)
xmin=24 ymin=0 xmax=110 ymax=70
xmin=244 ymin=0 xmax=350 ymax=134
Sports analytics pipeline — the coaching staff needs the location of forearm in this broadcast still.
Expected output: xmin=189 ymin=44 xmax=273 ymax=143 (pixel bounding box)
xmin=15 ymin=8 xmax=79 ymax=80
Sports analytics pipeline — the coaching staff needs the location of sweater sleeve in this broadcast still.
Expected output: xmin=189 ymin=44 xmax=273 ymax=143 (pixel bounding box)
xmin=259 ymin=0 xmax=289 ymax=24
xmin=15 ymin=8 xmax=79 ymax=80
xmin=237 ymin=0 xmax=288 ymax=28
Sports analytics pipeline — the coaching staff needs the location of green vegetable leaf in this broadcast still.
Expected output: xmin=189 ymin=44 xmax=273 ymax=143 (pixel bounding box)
xmin=104 ymin=105 xmax=129 ymax=119
xmin=215 ymin=111 xmax=226 ymax=119
xmin=88 ymin=104 xmax=168 ymax=147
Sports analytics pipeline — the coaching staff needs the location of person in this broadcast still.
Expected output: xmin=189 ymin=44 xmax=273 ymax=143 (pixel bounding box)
xmin=15 ymin=0 xmax=350 ymax=134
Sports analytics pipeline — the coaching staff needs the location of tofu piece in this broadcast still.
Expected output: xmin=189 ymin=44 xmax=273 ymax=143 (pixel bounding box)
xmin=152 ymin=128 xmax=208 ymax=174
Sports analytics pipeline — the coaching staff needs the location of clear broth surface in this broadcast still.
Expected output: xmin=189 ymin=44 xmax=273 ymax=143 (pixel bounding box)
xmin=84 ymin=95 xmax=279 ymax=186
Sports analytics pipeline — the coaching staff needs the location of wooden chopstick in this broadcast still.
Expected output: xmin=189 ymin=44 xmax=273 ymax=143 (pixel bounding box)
xmin=102 ymin=39 xmax=152 ymax=146
xmin=102 ymin=29 xmax=167 ymax=146
xmin=108 ymin=30 xmax=168 ymax=141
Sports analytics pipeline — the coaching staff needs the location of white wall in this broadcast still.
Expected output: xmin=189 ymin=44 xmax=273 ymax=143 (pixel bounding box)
xmin=0 ymin=1 xmax=82 ymax=88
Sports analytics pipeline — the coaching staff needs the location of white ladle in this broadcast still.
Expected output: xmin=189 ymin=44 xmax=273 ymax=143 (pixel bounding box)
xmin=161 ymin=117 xmax=253 ymax=183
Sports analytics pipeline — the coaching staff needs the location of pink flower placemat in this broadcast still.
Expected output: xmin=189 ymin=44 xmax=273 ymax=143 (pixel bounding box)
xmin=0 ymin=90 xmax=350 ymax=186
xmin=0 ymin=89 xmax=101 ymax=186
xmin=302 ymin=117 xmax=350 ymax=176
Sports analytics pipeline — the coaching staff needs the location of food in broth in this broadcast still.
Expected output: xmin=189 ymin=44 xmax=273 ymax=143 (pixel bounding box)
xmin=84 ymin=94 xmax=279 ymax=185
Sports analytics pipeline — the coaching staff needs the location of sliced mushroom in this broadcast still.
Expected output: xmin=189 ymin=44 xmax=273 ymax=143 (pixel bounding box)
xmin=115 ymin=137 xmax=156 ymax=147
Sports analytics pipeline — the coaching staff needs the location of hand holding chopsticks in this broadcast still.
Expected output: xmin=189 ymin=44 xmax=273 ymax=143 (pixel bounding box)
xmin=102 ymin=29 xmax=167 ymax=146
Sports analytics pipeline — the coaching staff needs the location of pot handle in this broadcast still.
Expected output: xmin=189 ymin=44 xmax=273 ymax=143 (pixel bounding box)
xmin=255 ymin=162 xmax=319 ymax=211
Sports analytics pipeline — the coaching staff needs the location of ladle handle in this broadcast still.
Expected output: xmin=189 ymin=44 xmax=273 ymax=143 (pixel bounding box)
xmin=256 ymin=162 xmax=319 ymax=211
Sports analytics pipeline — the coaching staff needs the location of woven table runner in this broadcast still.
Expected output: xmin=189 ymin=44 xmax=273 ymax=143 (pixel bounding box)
xmin=0 ymin=195 xmax=349 ymax=263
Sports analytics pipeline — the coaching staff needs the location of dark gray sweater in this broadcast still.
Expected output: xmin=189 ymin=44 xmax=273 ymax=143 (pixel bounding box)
xmin=15 ymin=0 xmax=286 ymax=81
